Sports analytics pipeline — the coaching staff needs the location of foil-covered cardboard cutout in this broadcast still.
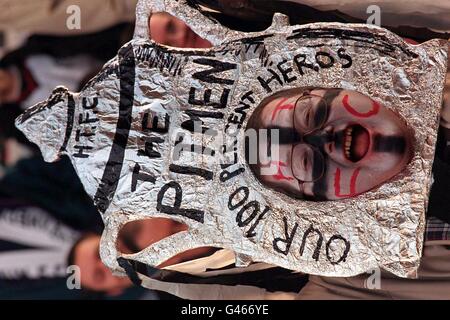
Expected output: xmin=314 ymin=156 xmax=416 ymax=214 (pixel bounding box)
xmin=16 ymin=0 xmax=448 ymax=280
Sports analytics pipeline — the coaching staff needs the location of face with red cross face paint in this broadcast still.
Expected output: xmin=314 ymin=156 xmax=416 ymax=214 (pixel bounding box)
xmin=246 ymin=88 xmax=414 ymax=200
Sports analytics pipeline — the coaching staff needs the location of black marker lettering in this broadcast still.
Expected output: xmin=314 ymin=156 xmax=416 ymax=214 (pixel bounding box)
xmin=138 ymin=136 xmax=164 ymax=158
xmin=220 ymin=167 xmax=245 ymax=182
xmin=174 ymin=142 xmax=215 ymax=158
xmin=169 ymin=164 xmax=214 ymax=181
xmin=337 ymin=48 xmax=353 ymax=68
xmin=79 ymin=113 xmax=98 ymax=125
xmin=241 ymin=90 xmax=255 ymax=104
xmin=157 ymin=181 xmax=204 ymax=223
xmin=227 ymin=103 xmax=251 ymax=129
xmin=245 ymin=206 xmax=270 ymax=238
xmin=326 ymin=235 xmax=351 ymax=265
xmin=273 ymin=217 xmax=298 ymax=255
xmin=185 ymin=109 xmax=224 ymax=119
xmin=142 ymin=112 xmax=170 ymax=133
xmin=236 ymin=201 xmax=260 ymax=227
xmin=293 ymin=53 xmax=318 ymax=75
xmin=173 ymin=133 xmax=215 ymax=160
xmin=277 ymin=59 xmax=297 ymax=83
xmin=257 ymin=68 xmax=283 ymax=93
xmin=131 ymin=164 xmax=156 ymax=192
xmin=299 ymin=224 xmax=323 ymax=261
xmin=192 ymin=58 xmax=237 ymax=85
xmin=93 ymin=44 xmax=135 ymax=214
xmin=82 ymin=97 xmax=98 ymax=110
xmin=181 ymin=110 xmax=223 ymax=134
xmin=75 ymin=129 xmax=95 ymax=142
xmin=228 ymin=186 xmax=250 ymax=210
xmin=315 ymin=51 xmax=334 ymax=68
xmin=73 ymin=145 xmax=93 ymax=158
xmin=59 ymin=94 xmax=75 ymax=153
xmin=188 ymin=87 xmax=230 ymax=109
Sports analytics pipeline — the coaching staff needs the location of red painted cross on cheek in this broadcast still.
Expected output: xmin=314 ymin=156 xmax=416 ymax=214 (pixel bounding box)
xmin=334 ymin=167 xmax=361 ymax=198
xmin=342 ymin=94 xmax=380 ymax=118
xmin=271 ymin=98 xmax=295 ymax=121
xmin=271 ymin=161 xmax=294 ymax=181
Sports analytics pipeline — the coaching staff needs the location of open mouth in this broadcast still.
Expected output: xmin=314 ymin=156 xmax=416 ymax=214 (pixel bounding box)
xmin=343 ymin=124 xmax=370 ymax=162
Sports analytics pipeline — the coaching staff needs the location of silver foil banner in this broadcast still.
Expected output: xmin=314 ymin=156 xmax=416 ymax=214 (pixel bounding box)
xmin=16 ymin=0 xmax=448 ymax=279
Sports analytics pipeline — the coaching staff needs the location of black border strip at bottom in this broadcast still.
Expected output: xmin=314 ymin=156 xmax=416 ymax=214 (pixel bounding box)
xmin=117 ymin=257 xmax=306 ymax=294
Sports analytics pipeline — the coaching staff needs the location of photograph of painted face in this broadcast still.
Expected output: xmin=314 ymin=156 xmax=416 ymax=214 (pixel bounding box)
xmin=245 ymin=88 xmax=414 ymax=201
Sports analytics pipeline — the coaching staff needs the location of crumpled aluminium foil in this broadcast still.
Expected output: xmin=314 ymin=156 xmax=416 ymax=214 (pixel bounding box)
xmin=16 ymin=0 xmax=448 ymax=279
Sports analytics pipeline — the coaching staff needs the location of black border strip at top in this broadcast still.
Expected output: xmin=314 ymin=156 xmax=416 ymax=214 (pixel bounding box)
xmin=59 ymin=94 xmax=75 ymax=153
xmin=94 ymin=44 xmax=136 ymax=214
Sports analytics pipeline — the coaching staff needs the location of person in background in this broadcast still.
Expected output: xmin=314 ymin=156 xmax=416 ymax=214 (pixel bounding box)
xmin=0 ymin=21 xmax=133 ymax=108
xmin=0 ymin=0 xmax=137 ymax=36
xmin=0 ymin=0 xmax=137 ymax=58
xmin=0 ymin=22 xmax=134 ymax=171
xmin=0 ymin=155 xmax=159 ymax=299
xmin=148 ymin=12 xmax=212 ymax=48
xmin=67 ymin=233 xmax=132 ymax=297
xmin=71 ymin=219 xmax=214 ymax=295
xmin=0 ymin=155 xmax=100 ymax=299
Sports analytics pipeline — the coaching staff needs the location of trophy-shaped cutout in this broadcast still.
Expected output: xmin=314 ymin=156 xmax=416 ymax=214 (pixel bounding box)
xmin=15 ymin=0 xmax=448 ymax=285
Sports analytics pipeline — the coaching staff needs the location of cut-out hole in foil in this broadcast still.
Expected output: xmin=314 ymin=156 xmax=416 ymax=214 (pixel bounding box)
xmin=245 ymin=87 xmax=414 ymax=201
xmin=117 ymin=218 xmax=219 ymax=268
xmin=148 ymin=12 xmax=212 ymax=49
xmin=158 ymin=247 xmax=219 ymax=269
xmin=117 ymin=217 xmax=189 ymax=254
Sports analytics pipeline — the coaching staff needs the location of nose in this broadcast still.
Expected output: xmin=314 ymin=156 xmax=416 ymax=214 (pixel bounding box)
xmin=303 ymin=129 xmax=334 ymax=148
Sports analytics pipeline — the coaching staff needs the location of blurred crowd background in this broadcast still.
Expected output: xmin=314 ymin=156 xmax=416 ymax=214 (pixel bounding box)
xmin=0 ymin=0 xmax=448 ymax=300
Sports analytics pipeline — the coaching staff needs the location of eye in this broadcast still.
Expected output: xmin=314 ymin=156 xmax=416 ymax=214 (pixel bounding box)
xmin=306 ymin=107 xmax=315 ymax=127
xmin=302 ymin=154 xmax=308 ymax=171
xmin=294 ymin=96 xmax=316 ymax=132
xmin=304 ymin=109 xmax=310 ymax=123
xmin=292 ymin=144 xmax=324 ymax=182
